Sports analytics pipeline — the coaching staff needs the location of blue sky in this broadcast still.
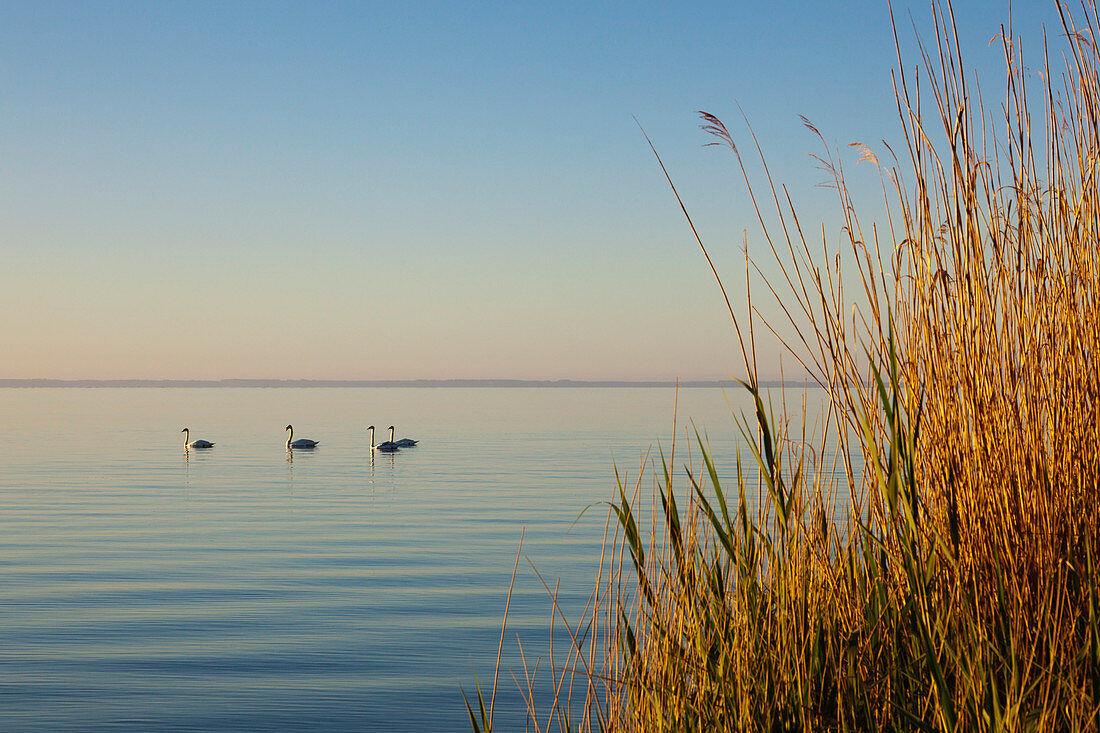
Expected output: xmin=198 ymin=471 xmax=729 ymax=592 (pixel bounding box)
xmin=0 ymin=1 xmax=1064 ymax=380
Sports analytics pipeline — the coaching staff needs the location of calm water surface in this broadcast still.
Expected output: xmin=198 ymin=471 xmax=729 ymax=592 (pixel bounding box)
xmin=0 ymin=387 xmax=808 ymax=731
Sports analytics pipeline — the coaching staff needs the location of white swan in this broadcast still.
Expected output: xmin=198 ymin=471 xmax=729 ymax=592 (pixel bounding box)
xmin=285 ymin=424 xmax=319 ymax=449
xmin=181 ymin=428 xmax=215 ymax=449
xmin=389 ymin=425 xmax=418 ymax=447
xmin=368 ymin=425 xmax=400 ymax=452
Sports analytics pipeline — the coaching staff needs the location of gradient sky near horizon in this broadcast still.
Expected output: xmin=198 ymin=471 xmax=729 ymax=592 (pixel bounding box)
xmin=0 ymin=1 xmax=1064 ymax=380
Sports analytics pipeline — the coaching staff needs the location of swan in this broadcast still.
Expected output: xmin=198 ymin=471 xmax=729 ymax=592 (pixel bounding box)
xmin=368 ymin=425 xmax=400 ymax=452
xmin=181 ymin=428 xmax=215 ymax=449
xmin=389 ymin=425 xmax=418 ymax=448
xmin=285 ymin=424 xmax=319 ymax=449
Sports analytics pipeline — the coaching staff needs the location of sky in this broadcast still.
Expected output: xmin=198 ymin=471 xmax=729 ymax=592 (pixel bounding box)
xmin=0 ymin=1 xmax=1068 ymax=381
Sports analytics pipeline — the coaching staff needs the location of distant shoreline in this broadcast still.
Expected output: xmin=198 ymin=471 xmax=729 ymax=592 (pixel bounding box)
xmin=0 ymin=378 xmax=807 ymax=389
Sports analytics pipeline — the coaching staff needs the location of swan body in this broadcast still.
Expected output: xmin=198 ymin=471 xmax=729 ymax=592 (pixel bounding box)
xmin=285 ymin=424 xmax=319 ymax=449
xmin=368 ymin=425 xmax=400 ymax=452
xmin=390 ymin=425 xmax=418 ymax=448
xmin=181 ymin=428 xmax=215 ymax=449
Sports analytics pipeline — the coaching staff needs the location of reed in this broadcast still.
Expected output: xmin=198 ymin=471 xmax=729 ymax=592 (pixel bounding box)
xmin=468 ymin=1 xmax=1100 ymax=729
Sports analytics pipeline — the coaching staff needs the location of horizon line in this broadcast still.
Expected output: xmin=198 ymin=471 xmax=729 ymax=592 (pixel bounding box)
xmin=0 ymin=377 xmax=813 ymax=389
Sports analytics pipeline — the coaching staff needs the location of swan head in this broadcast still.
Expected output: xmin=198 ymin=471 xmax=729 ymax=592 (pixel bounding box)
xmin=285 ymin=425 xmax=293 ymax=431
xmin=367 ymin=425 xmax=375 ymax=431
xmin=181 ymin=428 xmax=189 ymax=433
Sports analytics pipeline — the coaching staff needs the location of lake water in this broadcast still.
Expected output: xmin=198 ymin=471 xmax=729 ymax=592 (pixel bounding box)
xmin=0 ymin=387 xmax=805 ymax=731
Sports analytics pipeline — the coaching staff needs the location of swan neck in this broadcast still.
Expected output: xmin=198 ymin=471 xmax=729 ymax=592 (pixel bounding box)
xmin=183 ymin=428 xmax=189 ymax=445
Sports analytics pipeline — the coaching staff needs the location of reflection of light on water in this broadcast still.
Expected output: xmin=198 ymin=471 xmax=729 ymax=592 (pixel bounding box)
xmin=362 ymin=450 xmax=380 ymax=494
xmin=0 ymin=385 xmax=786 ymax=732
xmin=373 ymin=449 xmax=400 ymax=495
xmin=183 ymin=446 xmax=191 ymax=492
xmin=286 ymin=446 xmax=294 ymax=493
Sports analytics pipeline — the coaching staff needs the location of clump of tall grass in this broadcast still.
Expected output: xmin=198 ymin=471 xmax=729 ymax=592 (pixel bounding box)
xmin=467 ymin=1 xmax=1100 ymax=730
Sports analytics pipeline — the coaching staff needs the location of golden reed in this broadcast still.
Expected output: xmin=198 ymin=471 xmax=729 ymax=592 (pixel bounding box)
xmin=468 ymin=2 xmax=1100 ymax=730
